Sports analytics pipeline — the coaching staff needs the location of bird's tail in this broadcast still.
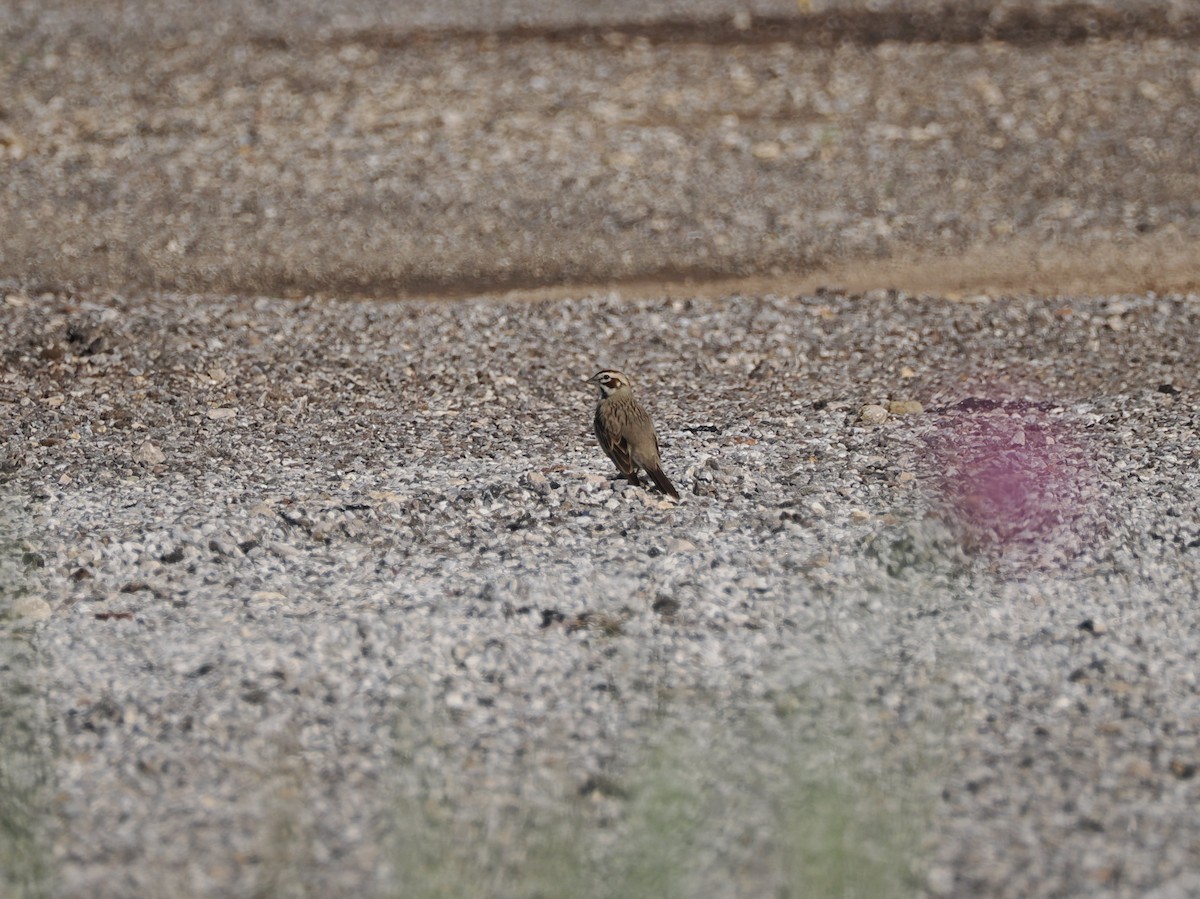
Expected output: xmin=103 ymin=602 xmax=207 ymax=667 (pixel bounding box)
xmin=645 ymin=465 xmax=680 ymax=500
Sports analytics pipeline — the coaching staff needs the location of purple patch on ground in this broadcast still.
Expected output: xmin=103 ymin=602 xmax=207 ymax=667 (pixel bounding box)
xmin=932 ymin=407 xmax=1095 ymax=555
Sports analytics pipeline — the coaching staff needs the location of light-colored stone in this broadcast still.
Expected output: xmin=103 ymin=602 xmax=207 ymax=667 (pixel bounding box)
xmin=8 ymin=595 xmax=52 ymax=621
xmin=887 ymin=400 xmax=924 ymax=416
xmin=859 ymin=404 xmax=888 ymax=424
xmin=133 ymin=440 xmax=166 ymax=465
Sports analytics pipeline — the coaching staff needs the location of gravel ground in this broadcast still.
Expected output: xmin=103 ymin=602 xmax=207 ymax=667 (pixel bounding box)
xmin=2 ymin=286 xmax=1199 ymax=897
xmin=3 ymin=1 xmax=1200 ymax=296
xmin=3 ymin=1 xmax=1200 ymax=897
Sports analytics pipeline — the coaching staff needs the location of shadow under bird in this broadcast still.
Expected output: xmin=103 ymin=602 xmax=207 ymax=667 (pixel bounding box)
xmin=588 ymin=369 xmax=680 ymax=500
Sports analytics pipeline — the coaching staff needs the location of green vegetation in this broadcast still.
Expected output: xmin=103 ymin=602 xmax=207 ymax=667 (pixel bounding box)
xmin=366 ymin=699 xmax=933 ymax=899
xmin=0 ymin=499 xmax=57 ymax=899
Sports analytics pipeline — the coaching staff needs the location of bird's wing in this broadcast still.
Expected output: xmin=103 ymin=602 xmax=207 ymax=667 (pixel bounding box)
xmin=595 ymin=409 xmax=636 ymax=477
xmin=610 ymin=436 xmax=636 ymax=478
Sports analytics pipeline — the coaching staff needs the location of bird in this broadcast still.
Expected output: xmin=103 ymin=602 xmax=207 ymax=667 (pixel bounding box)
xmin=588 ymin=369 xmax=680 ymax=500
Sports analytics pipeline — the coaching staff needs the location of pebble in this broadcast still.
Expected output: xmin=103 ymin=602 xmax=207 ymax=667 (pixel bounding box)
xmin=859 ymin=404 xmax=889 ymax=424
xmin=751 ymin=141 xmax=782 ymax=160
xmin=887 ymin=400 xmax=924 ymax=416
xmin=7 ymin=595 xmax=52 ymax=621
xmin=132 ymin=440 xmax=165 ymax=465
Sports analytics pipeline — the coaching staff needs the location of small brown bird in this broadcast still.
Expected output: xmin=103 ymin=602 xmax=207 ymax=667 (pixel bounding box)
xmin=588 ymin=369 xmax=680 ymax=499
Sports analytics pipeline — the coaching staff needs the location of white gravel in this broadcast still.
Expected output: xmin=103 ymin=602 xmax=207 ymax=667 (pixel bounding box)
xmin=2 ymin=287 xmax=1198 ymax=897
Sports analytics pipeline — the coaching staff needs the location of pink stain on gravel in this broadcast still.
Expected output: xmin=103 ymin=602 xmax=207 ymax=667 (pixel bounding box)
xmin=934 ymin=404 xmax=1093 ymax=554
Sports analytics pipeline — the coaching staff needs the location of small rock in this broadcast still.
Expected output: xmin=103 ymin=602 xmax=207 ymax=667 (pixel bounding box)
xmin=859 ymin=404 xmax=888 ymax=424
xmin=133 ymin=440 xmax=166 ymax=465
xmin=1125 ymin=757 xmax=1154 ymax=781
xmin=652 ymin=596 xmax=681 ymax=617
xmin=9 ymin=595 xmax=52 ymax=621
xmin=567 ymin=612 xmax=624 ymax=635
xmin=1011 ymin=429 xmax=1026 ymax=446
xmin=206 ymin=407 xmax=238 ymax=420
xmin=850 ymin=509 xmax=871 ymax=523
xmin=887 ymin=400 xmax=924 ymax=416
xmin=751 ymin=141 xmax=782 ymax=161
xmin=926 ymin=865 xmax=955 ymax=896
xmin=667 ymin=539 xmax=696 ymax=553
xmin=208 ymin=538 xmax=240 ymax=556
xmin=268 ymin=541 xmax=303 ymax=559
xmin=1169 ymin=759 xmax=1196 ymax=779
xmin=578 ymin=773 xmax=629 ymax=799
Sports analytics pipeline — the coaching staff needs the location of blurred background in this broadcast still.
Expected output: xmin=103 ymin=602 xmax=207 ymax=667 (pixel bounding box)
xmin=3 ymin=0 xmax=1198 ymax=299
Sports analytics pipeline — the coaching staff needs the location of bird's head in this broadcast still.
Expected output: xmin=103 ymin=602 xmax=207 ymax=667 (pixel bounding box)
xmin=588 ymin=369 xmax=631 ymax=398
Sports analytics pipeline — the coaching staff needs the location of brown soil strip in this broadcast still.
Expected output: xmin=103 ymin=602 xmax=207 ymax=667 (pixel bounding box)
xmin=309 ymin=4 xmax=1200 ymax=53
xmin=446 ymin=235 xmax=1200 ymax=303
